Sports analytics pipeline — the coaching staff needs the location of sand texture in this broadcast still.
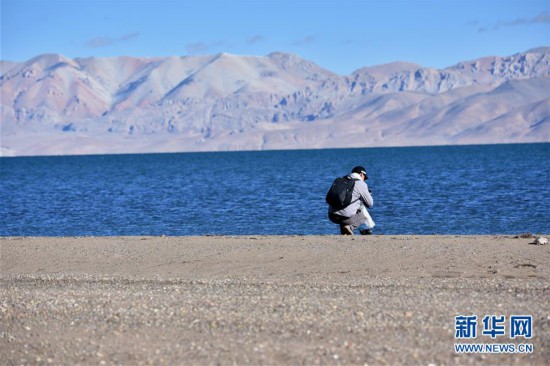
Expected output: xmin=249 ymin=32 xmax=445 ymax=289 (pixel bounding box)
xmin=1 ymin=235 xmax=549 ymax=365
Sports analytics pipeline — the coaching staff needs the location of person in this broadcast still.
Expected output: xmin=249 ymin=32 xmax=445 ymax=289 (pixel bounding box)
xmin=327 ymin=166 xmax=374 ymax=235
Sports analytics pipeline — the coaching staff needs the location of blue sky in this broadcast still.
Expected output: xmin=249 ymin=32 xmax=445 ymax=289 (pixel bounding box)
xmin=1 ymin=0 xmax=549 ymax=74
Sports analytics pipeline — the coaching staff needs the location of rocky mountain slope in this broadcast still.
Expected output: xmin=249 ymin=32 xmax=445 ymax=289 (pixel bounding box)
xmin=1 ymin=47 xmax=549 ymax=156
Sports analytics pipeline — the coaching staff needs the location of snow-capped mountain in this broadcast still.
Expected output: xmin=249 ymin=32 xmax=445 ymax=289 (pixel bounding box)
xmin=1 ymin=47 xmax=549 ymax=156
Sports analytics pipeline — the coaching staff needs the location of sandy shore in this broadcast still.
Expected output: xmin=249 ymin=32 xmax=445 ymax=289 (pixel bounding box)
xmin=1 ymin=235 xmax=549 ymax=365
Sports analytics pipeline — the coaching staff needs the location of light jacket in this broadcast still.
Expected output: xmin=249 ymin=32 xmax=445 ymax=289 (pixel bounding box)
xmin=328 ymin=172 xmax=373 ymax=217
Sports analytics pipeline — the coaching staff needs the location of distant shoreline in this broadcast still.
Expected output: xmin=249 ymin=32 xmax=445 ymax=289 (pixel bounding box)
xmin=2 ymin=141 xmax=549 ymax=159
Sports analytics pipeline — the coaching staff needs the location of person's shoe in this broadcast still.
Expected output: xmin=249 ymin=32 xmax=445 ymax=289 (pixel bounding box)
xmin=340 ymin=225 xmax=354 ymax=235
xmin=359 ymin=229 xmax=373 ymax=235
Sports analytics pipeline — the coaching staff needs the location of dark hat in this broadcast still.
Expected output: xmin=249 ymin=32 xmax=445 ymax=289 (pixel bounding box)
xmin=352 ymin=166 xmax=368 ymax=179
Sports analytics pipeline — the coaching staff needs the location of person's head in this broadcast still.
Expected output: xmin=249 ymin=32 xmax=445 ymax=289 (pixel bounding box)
xmin=352 ymin=166 xmax=368 ymax=181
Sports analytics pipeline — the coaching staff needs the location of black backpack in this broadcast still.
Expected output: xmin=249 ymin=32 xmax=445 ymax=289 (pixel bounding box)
xmin=326 ymin=176 xmax=359 ymax=210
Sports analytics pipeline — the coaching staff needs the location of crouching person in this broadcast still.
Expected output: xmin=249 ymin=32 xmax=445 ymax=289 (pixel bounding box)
xmin=326 ymin=166 xmax=374 ymax=235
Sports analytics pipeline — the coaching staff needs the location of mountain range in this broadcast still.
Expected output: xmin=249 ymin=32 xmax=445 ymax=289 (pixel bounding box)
xmin=1 ymin=47 xmax=549 ymax=156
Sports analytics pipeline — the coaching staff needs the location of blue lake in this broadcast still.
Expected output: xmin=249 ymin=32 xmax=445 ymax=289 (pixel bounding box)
xmin=1 ymin=143 xmax=549 ymax=236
